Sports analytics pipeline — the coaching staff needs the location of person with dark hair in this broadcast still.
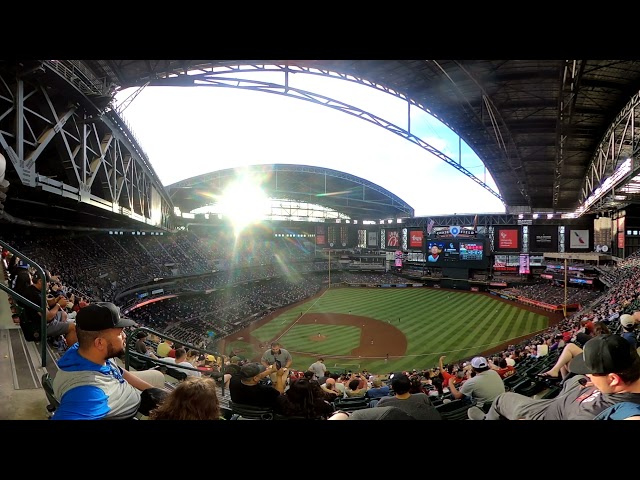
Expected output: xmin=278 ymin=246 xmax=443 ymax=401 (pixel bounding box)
xmin=9 ymin=258 xmax=31 ymax=297
xmin=490 ymin=358 xmax=516 ymax=379
xmin=229 ymin=362 xmax=285 ymax=409
xmin=162 ymin=347 xmax=201 ymax=377
xmin=408 ymin=374 xmax=428 ymax=394
xmin=376 ymin=373 xmax=442 ymax=420
xmin=52 ymin=302 xmax=168 ymax=420
xmin=427 ymin=244 xmax=441 ymax=262
xmin=222 ymin=356 xmax=242 ymax=389
xmin=148 ymin=376 xmax=223 ymax=420
xmin=21 ymin=269 xmax=77 ymax=346
xmin=275 ymin=377 xmax=335 ymax=419
xmin=439 ymin=355 xmax=466 ymax=389
xmin=261 ymin=341 xmax=292 ymax=385
xmin=135 ymin=331 xmax=158 ymax=359
xmin=345 ymin=377 xmax=368 ymax=397
xmin=446 ymin=356 xmax=505 ymax=410
xmin=308 ymin=357 xmax=326 ymax=381
xmin=468 ymin=334 xmax=640 ymax=420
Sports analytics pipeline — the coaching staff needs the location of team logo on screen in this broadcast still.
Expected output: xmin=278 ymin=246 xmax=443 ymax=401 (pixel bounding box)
xmin=449 ymin=226 xmax=460 ymax=237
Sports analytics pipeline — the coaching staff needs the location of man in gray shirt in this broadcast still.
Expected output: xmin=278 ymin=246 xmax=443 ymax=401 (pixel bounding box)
xmin=308 ymin=357 xmax=326 ymax=380
xmin=468 ymin=335 xmax=640 ymax=420
xmin=261 ymin=342 xmax=293 ymax=385
xmin=376 ymin=373 xmax=442 ymax=420
xmin=447 ymin=356 xmax=505 ymax=410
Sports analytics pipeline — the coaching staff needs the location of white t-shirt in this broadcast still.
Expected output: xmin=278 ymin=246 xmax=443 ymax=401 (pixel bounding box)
xmin=309 ymin=361 xmax=326 ymax=379
xmin=162 ymin=357 xmax=201 ymax=377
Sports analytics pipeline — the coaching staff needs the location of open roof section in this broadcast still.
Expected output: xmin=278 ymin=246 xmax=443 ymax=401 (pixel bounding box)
xmin=165 ymin=164 xmax=415 ymax=220
xmin=84 ymin=59 xmax=640 ymax=213
xmin=164 ymin=164 xmax=414 ymax=220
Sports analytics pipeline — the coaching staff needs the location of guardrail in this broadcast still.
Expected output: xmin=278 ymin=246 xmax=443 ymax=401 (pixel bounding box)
xmin=0 ymin=240 xmax=49 ymax=367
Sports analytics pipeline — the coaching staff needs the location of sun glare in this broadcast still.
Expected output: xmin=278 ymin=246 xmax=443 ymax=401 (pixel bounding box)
xmin=218 ymin=178 xmax=270 ymax=237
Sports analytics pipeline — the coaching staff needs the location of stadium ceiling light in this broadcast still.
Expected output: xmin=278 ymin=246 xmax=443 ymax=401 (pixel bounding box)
xmin=533 ymin=213 xmax=539 ymax=219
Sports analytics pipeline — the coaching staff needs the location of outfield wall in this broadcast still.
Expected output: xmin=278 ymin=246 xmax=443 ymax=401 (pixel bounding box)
xmin=335 ymin=280 xmax=489 ymax=292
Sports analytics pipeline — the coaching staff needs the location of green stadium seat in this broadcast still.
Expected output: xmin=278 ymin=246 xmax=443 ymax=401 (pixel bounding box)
xmin=435 ymin=399 xmax=473 ymax=420
xmin=503 ymin=374 xmax=525 ymax=391
xmin=228 ymin=400 xmax=274 ymax=420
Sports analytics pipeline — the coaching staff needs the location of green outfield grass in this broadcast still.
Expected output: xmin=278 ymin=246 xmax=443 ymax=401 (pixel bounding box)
xmin=234 ymin=287 xmax=550 ymax=375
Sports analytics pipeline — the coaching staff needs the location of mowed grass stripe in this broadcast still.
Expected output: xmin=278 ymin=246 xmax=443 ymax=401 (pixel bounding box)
xmin=251 ymin=288 xmax=551 ymax=371
xmin=281 ymin=325 xmax=360 ymax=356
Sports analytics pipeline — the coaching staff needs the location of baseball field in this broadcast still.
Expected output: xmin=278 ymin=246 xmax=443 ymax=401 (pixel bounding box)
xmin=218 ymin=286 xmax=559 ymax=375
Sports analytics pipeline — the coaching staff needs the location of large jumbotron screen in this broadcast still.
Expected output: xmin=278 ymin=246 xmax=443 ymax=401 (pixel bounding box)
xmin=426 ymin=239 xmax=490 ymax=268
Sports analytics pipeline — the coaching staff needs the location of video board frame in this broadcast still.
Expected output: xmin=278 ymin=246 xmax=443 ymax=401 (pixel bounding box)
xmin=425 ymin=238 xmax=489 ymax=268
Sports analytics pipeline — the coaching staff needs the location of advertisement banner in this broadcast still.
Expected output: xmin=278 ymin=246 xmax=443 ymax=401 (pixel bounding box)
xmin=494 ymin=254 xmax=508 ymax=267
xmin=617 ymin=218 xmax=625 ymax=249
xmin=367 ymin=231 xmax=377 ymax=247
xmin=497 ymin=228 xmax=519 ymax=250
xmin=386 ymin=230 xmax=400 ymax=248
xmin=530 ymin=225 xmax=558 ymax=252
xmin=530 ymin=255 xmax=544 ymax=266
xmin=409 ymin=230 xmax=423 ymax=248
xmin=316 ymin=225 xmax=326 ymax=245
xmin=394 ymin=250 xmax=403 ymax=267
xmin=569 ymin=229 xmax=589 ymax=249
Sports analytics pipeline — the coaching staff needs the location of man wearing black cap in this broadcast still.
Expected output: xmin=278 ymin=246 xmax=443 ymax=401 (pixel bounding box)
xmin=229 ymin=362 xmax=286 ymax=408
xmin=468 ymin=335 xmax=640 ymax=420
xmin=51 ymin=302 xmax=168 ymax=420
xmin=20 ymin=269 xmax=77 ymax=346
xmin=9 ymin=258 xmax=31 ymax=297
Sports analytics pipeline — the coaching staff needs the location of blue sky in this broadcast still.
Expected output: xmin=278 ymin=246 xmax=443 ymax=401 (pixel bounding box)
xmin=114 ymin=69 xmax=506 ymax=218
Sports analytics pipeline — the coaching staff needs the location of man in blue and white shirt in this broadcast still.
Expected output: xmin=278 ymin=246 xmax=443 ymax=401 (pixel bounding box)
xmin=52 ymin=302 xmax=167 ymax=420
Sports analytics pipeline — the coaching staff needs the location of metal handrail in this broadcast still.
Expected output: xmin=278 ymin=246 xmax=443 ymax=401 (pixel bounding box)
xmin=0 ymin=240 xmax=49 ymax=367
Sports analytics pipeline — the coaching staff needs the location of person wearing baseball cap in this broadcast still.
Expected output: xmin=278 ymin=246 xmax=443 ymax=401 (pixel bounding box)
xmin=228 ymin=361 xmax=285 ymax=410
xmin=619 ymin=314 xmax=638 ymax=349
xmin=51 ymin=302 xmax=168 ymax=420
xmin=468 ymin=334 xmax=640 ymax=420
xmin=446 ymin=356 xmax=505 ymax=412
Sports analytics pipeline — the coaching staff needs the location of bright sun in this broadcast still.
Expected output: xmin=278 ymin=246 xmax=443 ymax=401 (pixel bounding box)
xmin=218 ymin=178 xmax=269 ymax=237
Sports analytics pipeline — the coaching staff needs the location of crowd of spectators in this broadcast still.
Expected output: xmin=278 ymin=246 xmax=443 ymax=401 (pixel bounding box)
xmin=500 ymin=282 xmax=601 ymax=306
xmin=4 ymin=226 xmax=640 ymax=420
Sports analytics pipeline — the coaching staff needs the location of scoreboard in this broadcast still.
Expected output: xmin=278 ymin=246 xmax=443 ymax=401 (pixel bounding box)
xmin=425 ymin=238 xmax=489 ymax=268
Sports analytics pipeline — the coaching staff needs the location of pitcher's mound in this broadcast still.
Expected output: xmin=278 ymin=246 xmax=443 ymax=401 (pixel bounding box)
xmin=311 ymin=335 xmax=327 ymax=342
